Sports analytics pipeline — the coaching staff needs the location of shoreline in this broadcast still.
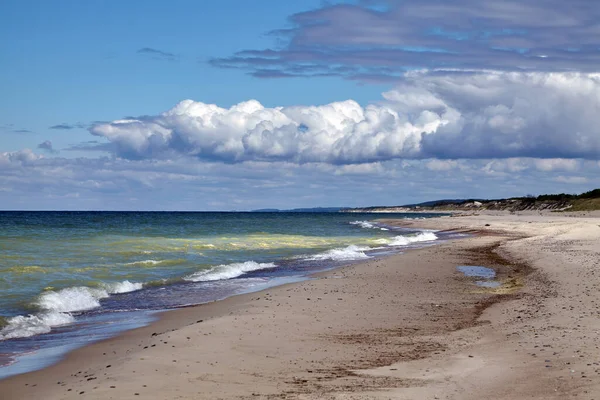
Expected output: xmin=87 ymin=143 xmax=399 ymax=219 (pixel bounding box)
xmin=0 ymin=230 xmax=447 ymax=373
xmin=0 ymin=214 xmax=438 ymax=377
xmin=0 ymin=225 xmax=434 ymax=380
xmin=2 ymin=211 xmax=600 ymax=399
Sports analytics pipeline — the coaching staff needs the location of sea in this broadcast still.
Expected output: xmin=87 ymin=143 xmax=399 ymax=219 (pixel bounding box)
xmin=0 ymin=211 xmax=451 ymax=379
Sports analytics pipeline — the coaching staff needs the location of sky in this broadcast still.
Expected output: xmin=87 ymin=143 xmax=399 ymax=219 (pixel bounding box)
xmin=1 ymin=0 xmax=600 ymax=210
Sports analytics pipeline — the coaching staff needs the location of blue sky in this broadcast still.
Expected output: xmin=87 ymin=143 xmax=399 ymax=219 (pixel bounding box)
xmin=0 ymin=0 xmax=385 ymax=153
xmin=1 ymin=0 xmax=599 ymax=210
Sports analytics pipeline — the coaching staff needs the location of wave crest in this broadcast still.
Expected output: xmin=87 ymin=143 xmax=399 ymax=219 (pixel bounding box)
xmin=0 ymin=312 xmax=74 ymax=340
xmin=184 ymin=261 xmax=276 ymax=282
xmin=124 ymin=259 xmax=186 ymax=267
xmin=387 ymin=231 xmax=438 ymax=246
xmin=36 ymin=287 xmax=109 ymax=313
xmin=308 ymin=245 xmax=371 ymax=261
xmin=102 ymin=280 xmax=143 ymax=294
xmin=0 ymin=280 xmax=143 ymax=340
xmin=350 ymin=220 xmax=376 ymax=229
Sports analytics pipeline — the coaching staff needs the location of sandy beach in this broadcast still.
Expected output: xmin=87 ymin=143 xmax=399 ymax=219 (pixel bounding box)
xmin=2 ymin=211 xmax=600 ymax=399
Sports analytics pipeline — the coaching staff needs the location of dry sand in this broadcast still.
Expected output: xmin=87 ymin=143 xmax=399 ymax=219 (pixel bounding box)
xmin=2 ymin=211 xmax=600 ymax=399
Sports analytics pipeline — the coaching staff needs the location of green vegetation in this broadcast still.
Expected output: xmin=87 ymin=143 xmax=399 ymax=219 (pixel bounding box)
xmin=421 ymin=188 xmax=600 ymax=212
xmin=568 ymin=198 xmax=600 ymax=211
xmin=341 ymin=188 xmax=600 ymax=213
xmin=535 ymin=193 xmax=576 ymax=201
xmin=527 ymin=189 xmax=600 ymax=202
xmin=579 ymin=188 xmax=600 ymax=199
xmin=509 ymin=189 xmax=600 ymax=211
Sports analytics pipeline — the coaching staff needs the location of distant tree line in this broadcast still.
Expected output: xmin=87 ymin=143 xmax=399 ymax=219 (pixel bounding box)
xmin=579 ymin=189 xmax=600 ymax=199
xmin=514 ymin=188 xmax=600 ymax=202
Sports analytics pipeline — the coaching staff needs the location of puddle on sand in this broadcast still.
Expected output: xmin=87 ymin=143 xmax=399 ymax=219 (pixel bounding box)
xmin=457 ymin=266 xmax=496 ymax=279
xmin=457 ymin=266 xmax=500 ymax=288
xmin=475 ymin=280 xmax=501 ymax=288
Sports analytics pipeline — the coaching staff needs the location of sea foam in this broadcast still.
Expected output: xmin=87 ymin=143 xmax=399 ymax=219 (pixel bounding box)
xmin=350 ymin=220 xmax=376 ymax=229
xmin=123 ymin=259 xmax=187 ymax=267
xmin=184 ymin=261 xmax=277 ymax=282
xmin=124 ymin=259 xmax=162 ymax=266
xmin=350 ymin=221 xmax=388 ymax=231
xmin=0 ymin=312 xmax=74 ymax=339
xmin=387 ymin=231 xmax=438 ymax=246
xmin=308 ymin=245 xmax=371 ymax=261
xmin=103 ymin=280 xmax=144 ymax=294
xmin=0 ymin=280 xmax=143 ymax=340
xmin=36 ymin=287 xmax=109 ymax=313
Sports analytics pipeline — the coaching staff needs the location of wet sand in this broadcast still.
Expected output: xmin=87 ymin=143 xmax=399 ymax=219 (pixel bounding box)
xmin=2 ymin=211 xmax=600 ymax=399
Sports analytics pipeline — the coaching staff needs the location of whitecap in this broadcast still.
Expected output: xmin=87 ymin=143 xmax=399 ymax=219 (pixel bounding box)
xmin=36 ymin=286 xmax=109 ymax=313
xmin=0 ymin=280 xmax=144 ymax=340
xmin=0 ymin=312 xmax=74 ymax=340
xmin=387 ymin=231 xmax=438 ymax=246
xmin=307 ymin=245 xmax=371 ymax=261
xmin=124 ymin=259 xmax=161 ymax=266
xmin=184 ymin=261 xmax=276 ymax=282
xmin=102 ymin=280 xmax=143 ymax=294
xmin=350 ymin=220 xmax=376 ymax=229
xmin=350 ymin=220 xmax=390 ymax=231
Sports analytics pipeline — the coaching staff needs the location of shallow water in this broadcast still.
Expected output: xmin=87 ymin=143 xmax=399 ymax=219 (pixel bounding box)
xmin=474 ymin=280 xmax=502 ymax=288
xmin=457 ymin=266 xmax=500 ymax=288
xmin=456 ymin=266 xmax=496 ymax=279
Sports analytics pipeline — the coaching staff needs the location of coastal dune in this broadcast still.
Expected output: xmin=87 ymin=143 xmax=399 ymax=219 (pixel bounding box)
xmin=3 ymin=212 xmax=600 ymax=399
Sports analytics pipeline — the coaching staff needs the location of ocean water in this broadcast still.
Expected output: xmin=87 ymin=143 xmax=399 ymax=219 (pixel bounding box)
xmin=0 ymin=211 xmax=446 ymax=378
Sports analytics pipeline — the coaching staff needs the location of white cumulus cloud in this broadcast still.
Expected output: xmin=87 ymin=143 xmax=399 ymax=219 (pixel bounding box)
xmin=0 ymin=149 xmax=43 ymax=167
xmin=90 ymin=72 xmax=600 ymax=165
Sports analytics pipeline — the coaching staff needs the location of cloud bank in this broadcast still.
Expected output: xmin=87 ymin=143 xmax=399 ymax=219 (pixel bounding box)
xmin=90 ymin=72 xmax=600 ymax=164
xmin=212 ymin=0 xmax=600 ymax=80
xmin=1 ymin=147 xmax=598 ymax=211
xmin=3 ymin=2 xmax=599 ymax=211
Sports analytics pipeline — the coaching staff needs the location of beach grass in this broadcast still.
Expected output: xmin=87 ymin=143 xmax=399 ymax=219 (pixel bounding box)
xmin=567 ymin=197 xmax=600 ymax=211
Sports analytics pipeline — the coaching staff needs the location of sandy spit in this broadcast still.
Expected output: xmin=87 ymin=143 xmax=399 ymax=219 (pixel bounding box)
xmin=2 ymin=211 xmax=600 ymax=399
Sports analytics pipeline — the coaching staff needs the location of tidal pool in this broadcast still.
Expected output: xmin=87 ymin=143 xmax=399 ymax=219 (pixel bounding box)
xmin=457 ymin=266 xmax=500 ymax=288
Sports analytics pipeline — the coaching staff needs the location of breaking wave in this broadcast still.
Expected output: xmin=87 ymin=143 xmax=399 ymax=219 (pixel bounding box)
xmin=350 ymin=221 xmax=389 ymax=231
xmin=36 ymin=286 xmax=109 ymax=313
xmin=0 ymin=312 xmax=74 ymax=340
xmin=184 ymin=261 xmax=277 ymax=282
xmin=307 ymin=245 xmax=371 ymax=261
xmin=102 ymin=280 xmax=144 ymax=294
xmin=0 ymin=280 xmax=143 ymax=340
xmin=350 ymin=220 xmax=376 ymax=229
xmin=304 ymin=230 xmax=437 ymax=261
xmin=123 ymin=259 xmax=186 ymax=267
xmin=387 ymin=232 xmax=438 ymax=246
